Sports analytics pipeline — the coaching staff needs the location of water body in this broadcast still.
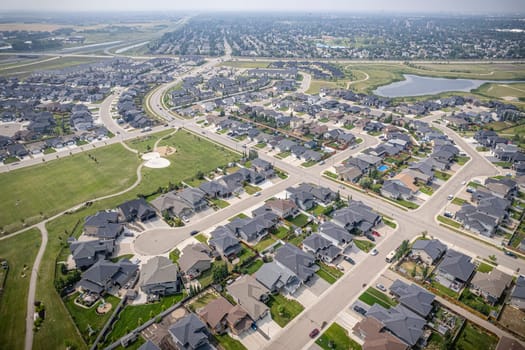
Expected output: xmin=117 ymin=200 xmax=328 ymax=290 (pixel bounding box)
xmin=374 ymin=74 xmax=520 ymax=98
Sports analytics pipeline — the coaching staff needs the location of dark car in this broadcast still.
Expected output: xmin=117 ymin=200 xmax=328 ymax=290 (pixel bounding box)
xmin=344 ymin=256 xmax=355 ymax=265
xmin=504 ymin=250 xmax=517 ymax=258
xmin=365 ymin=234 xmax=375 ymax=242
xmin=190 ymin=230 xmax=199 ymax=236
xmin=353 ymin=305 xmax=367 ymax=315
xmin=309 ymin=328 xmax=320 ymax=338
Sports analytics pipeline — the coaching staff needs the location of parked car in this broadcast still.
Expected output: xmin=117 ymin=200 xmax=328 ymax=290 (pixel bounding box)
xmin=370 ymin=248 xmax=379 ymax=256
xmin=353 ymin=305 xmax=367 ymax=315
xmin=344 ymin=256 xmax=355 ymax=265
xmin=309 ymin=328 xmax=320 ymax=338
xmin=254 ymin=192 xmax=261 ymax=197
xmin=372 ymin=230 xmax=381 ymax=237
xmin=366 ymin=234 xmax=375 ymax=242
xmin=190 ymin=230 xmax=199 ymax=236
xmin=447 ymin=194 xmax=454 ymax=200
xmin=182 ymin=216 xmax=190 ymax=223
xmin=443 ymin=211 xmax=453 ymax=218
xmin=336 ymin=264 xmax=344 ymax=271
xmin=376 ymin=283 xmax=386 ymax=292
xmin=466 ymin=187 xmax=475 ymax=193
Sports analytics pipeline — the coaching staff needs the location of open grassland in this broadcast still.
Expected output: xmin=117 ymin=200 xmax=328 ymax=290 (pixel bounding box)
xmin=0 ymin=143 xmax=140 ymax=235
xmin=306 ymin=80 xmax=348 ymax=94
xmin=33 ymin=130 xmax=238 ymax=349
xmin=0 ymin=228 xmax=41 ymax=350
xmin=342 ymin=62 xmax=525 ymax=95
xmin=473 ymin=82 xmax=525 ymax=100
xmin=221 ymin=60 xmax=272 ymax=69
xmin=0 ymin=56 xmax=109 ymax=79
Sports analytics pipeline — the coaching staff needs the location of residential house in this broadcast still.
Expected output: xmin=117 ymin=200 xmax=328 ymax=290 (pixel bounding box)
xmin=510 ymin=275 xmax=525 ymax=309
xmin=496 ymin=337 xmax=525 ymax=350
xmin=352 ymin=317 xmax=409 ymax=350
xmin=367 ymin=304 xmax=426 ymax=347
xmin=332 ymin=200 xmax=381 ymax=234
xmin=380 ymin=179 xmax=416 ymax=201
xmin=84 ymin=211 xmax=123 ymax=239
xmin=227 ymin=275 xmax=270 ymax=321
xmin=118 ymin=198 xmax=156 ymax=222
xmin=287 ymin=183 xmax=337 ymax=206
xmin=301 ymin=234 xmax=342 ymax=263
xmin=265 ymin=199 xmax=299 ymax=219
xmin=274 ymin=243 xmax=319 ymax=283
xmin=250 ymin=158 xmax=275 ymax=178
xmin=140 ymin=256 xmax=181 ymax=296
xmin=199 ymin=180 xmax=232 ymax=199
xmin=178 ymin=243 xmax=212 ymax=279
xmin=470 ymin=269 xmax=512 ymax=305
xmin=484 ymin=177 xmax=517 ymax=199
xmin=169 ymin=313 xmax=210 ymax=350
xmin=318 ymin=222 xmax=353 ymax=249
xmin=151 ymin=187 xmax=207 ymax=219
xmin=255 ymin=261 xmax=301 ymax=294
xmin=334 ymin=164 xmax=363 ymax=183
xmin=137 ymin=340 xmax=161 ymax=350
xmin=198 ymin=296 xmax=252 ymax=335
xmin=410 ymin=239 xmax=447 ymax=265
xmin=77 ymin=259 xmax=138 ymax=295
xmin=435 ymin=250 xmax=475 ymax=289
xmin=389 ymin=279 xmax=435 ymax=318
xmin=208 ymin=226 xmax=242 ymax=259
xmin=69 ymin=239 xmax=115 ymax=270
xmin=226 ymin=215 xmax=276 ymax=244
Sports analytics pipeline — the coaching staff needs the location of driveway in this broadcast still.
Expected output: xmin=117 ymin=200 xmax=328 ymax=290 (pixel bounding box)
xmin=293 ymin=285 xmax=318 ymax=308
xmin=238 ymin=314 xmax=280 ymax=350
xmin=305 ymin=275 xmax=331 ymax=297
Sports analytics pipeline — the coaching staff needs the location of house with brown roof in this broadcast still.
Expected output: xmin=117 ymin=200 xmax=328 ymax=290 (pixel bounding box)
xmin=353 ymin=317 xmax=409 ymax=350
xmin=178 ymin=243 xmax=212 ymax=279
xmin=470 ymin=269 xmax=512 ymax=305
xmin=197 ymin=296 xmax=252 ymax=335
xmin=265 ymin=198 xmax=299 ymax=219
xmin=226 ymin=275 xmax=270 ymax=321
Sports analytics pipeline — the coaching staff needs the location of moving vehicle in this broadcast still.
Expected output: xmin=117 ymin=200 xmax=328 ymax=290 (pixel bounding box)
xmin=504 ymin=250 xmax=517 ymax=258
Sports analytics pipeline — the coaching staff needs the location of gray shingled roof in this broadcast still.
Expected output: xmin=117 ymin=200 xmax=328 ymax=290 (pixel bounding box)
xmin=367 ymin=304 xmax=426 ymax=346
xmin=169 ymin=313 xmax=209 ymax=349
xmin=141 ymin=256 xmax=179 ymax=286
xmin=274 ymin=243 xmax=319 ymax=282
xmin=438 ymin=249 xmax=475 ymax=282
xmin=411 ymin=239 xmax=447 ymax=262
xmin=390 ymin=279 xmax=435 ymax=317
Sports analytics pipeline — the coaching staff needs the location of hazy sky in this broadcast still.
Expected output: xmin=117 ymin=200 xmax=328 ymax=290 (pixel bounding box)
xmin=0 ymin=0 xmax=523 ymax=13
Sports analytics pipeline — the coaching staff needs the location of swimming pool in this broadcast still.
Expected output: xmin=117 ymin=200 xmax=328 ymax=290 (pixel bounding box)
xmin=378 ymin=165 xmax=389 ymax=172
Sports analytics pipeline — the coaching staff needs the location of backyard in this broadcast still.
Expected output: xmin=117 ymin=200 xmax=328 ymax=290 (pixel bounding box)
xmin=315 ymin=322 xmax=362 ymax=350
xmin=286 ymin=213 xmax=311 ymax=228
xmin=499 ymin=305 xmax=525 ymax=338
xmin=64 ymin=293 xmax=121 ymax=345
xmin=453 ymin=322 xmax=498 ymax=350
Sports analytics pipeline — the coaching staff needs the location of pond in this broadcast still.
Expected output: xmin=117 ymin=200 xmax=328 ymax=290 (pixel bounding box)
xmin=373 ymin=74 xmax=521 ymax=98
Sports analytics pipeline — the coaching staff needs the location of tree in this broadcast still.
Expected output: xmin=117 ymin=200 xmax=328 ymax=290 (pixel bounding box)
xmin=212 ymin=263 xmax=229 ymax=284
xmin=411 ymin=265 xmax=417 ymax=277
xmin=359 ymin=177 xmax=372 ymax=189
xmin=196 ymin=170 xmax=205 ymax=180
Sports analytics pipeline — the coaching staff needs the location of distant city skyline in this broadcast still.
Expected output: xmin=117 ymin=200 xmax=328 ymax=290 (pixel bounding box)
xmin=0 ymin=0 xmax=523 ymax=14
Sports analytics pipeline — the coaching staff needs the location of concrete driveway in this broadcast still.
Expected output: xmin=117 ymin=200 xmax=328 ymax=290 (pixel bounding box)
xmin=305 ymin=275 xmax=331 ymax=297
xmin=293 ymin=285 xmax=318 ymax=308
xmin=238 ymin=314 xmax=280 ymax=350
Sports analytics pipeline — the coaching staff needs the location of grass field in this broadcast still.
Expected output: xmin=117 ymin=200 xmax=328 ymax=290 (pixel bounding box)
xmin=0 ymin=143 xmax=140 ymax=234
xmin=221 ymin=60 xmax=272 ymax=69
xmin=0 ymin=228 xmax=41 ymax=350
xmin=306 ymin=80 xmax=345 ymax=94
xmin=64 ymin=293 xmax=120 ymax=345
xmin=0 ymin=56 xmax=109 ymax=79
xmin=315 ymin=322 xmax=361 ymax=350
xmin=472 ymin=82 xmax=525 ymax=100
xmin=267 ymin=294 xmax=304 ymax=327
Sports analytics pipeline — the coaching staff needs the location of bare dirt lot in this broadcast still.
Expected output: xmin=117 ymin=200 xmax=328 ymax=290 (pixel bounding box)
xmin=499 ymin=305 xmax=525 ymax=337
xmin=155 ymin=146 xmax=176 ymax=156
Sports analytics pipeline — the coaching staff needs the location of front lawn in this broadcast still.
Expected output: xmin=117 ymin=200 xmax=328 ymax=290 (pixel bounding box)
xmin=477 ymin=262 xmax=494 ymax=273
xmin=451 ymin=197 xmax=467 ymax=206
xmin=434 ymin=171 xmax=451 ymax=181
xmin=244 ymin=184 xmax=262 ymax=195
xmin=275 ymin=151 xmax=291 ymax=159
xmin=437 ymin=215 xmax=462 ymax=228
xmin=454 ymin=322 xmax=498 ymax=350
xmin=228 ymin=213 xmax=249 ymax=221
xmin=211 ymin=198 xmax=230 ymax=209
xmin=254 ymin=142 xmax=267 ymax=149
xmin=301 ymin=160 xmax=318 ymax=167
xmin=315 ymin=322 xmax=361 ymax=350
xmin=382 ymin=217 xmax=397 ymax=229
xmin=105 ymin=293 xmax=185 ymax=345
xmin=419 ymin=185 xmax=434 ymax=196
xmin=394 ymin=198 xmax=420 ymax=209
xmin=358 ymin=287 xmax=397 ymax=309
xmin=316 ymin=262 xmax=344 ymax=284
xmin=64 ymin=293 xmax=120 ymax=344
xmin=267 ymin=294 xmax=304 ymax=327
xmin=354 ymin=239 xmax=376 ymax=253
xmin=323 ymin=171 xmax=338 ymax=179
xmin=194 ymin=233 xmax=208 ymax=243
xmin=456 ymin=156 xmax=470 ymax=165
xmin=287 ymin=213 xmax=310 ymax=227
xmin=169 ymin=248 xmax=181 ymax=263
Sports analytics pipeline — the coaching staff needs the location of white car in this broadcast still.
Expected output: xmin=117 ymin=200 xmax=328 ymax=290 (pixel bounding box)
xmin=182 ymin=216 xmax=190 ymax=223
xmin=254 ymin=192 xmax=261 ymax=197
xmin=376 ymin=283 xmax=386 ymax=292
xmin=370 ymin=248 xmax=379 ymax=256
xmin=336 ymin=264 xmax=344 ymax=271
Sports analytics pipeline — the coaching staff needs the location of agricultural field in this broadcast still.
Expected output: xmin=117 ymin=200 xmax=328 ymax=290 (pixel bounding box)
xmin=221 ymin=60 xmax=272 ymax=69
xmin=0 ymin=56 xmax=109 ymax=79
